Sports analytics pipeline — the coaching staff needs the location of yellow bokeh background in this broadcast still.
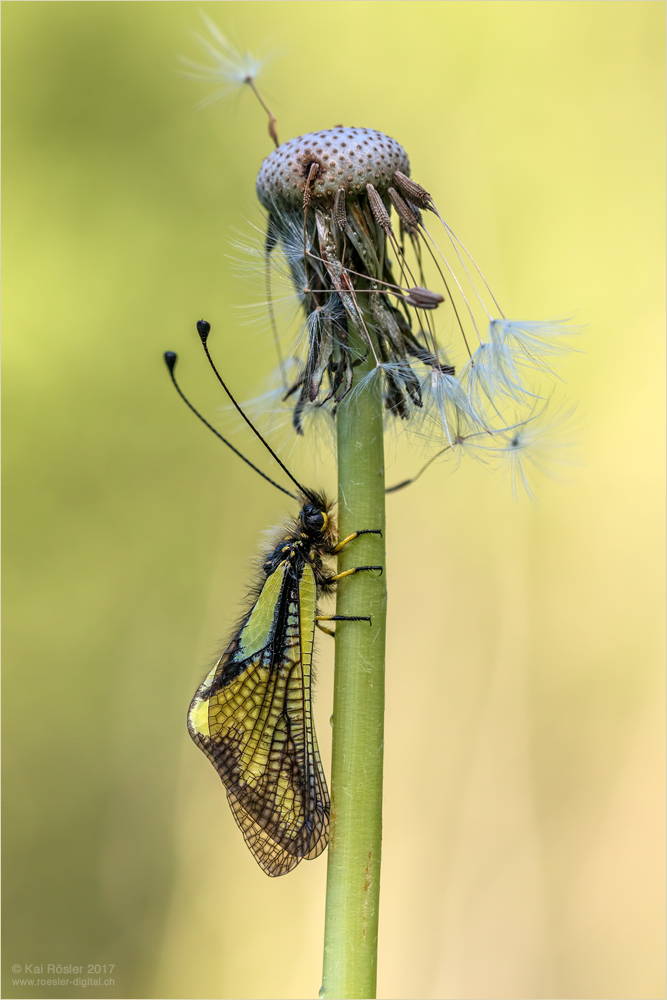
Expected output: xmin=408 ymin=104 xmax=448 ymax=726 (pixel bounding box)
xmin=3 ymin=3 xmax=664 ymax=998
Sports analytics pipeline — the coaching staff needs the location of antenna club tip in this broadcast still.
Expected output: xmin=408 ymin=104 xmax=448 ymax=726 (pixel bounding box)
xmin=197 ymin=319 xmax=211 ymax=343
xmin=164 ymin=351 xmax=177 ymax=372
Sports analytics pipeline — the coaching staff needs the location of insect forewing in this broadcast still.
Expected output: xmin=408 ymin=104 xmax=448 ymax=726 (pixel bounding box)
xmin=188 ymin=559 xmax=329 ymax=876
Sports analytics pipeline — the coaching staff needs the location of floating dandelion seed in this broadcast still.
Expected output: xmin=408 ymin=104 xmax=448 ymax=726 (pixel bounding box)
xmin=181 ymin=14 xmax=278 ymax=144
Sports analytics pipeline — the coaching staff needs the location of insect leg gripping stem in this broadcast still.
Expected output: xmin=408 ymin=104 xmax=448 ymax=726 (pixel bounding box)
xmin=326 ymin=566 xmax=383 ymax=583
xmin=333 ymin=528 xmax=382 ymax=554
xmin=317 ymin=615 xmax=372 ymax=621
xmin=316 ymin=614 xmax=373 ymax=638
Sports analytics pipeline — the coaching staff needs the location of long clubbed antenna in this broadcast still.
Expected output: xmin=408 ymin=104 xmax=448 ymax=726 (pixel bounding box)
xmin=195 ymin=320 xmax=313 ymax=498
xmin=164 ymin=350 xmax=298 ymax=501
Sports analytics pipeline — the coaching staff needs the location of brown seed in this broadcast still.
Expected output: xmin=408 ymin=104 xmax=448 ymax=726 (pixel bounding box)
xmin=366 ymin=183 xmax=393 ymax=235
xmin=303 ymin=162 xmax=320 ymax=209
xmin=333 ymin=186 xmax=347 ymax=230
xmin=268 ymin=115 xmax=279 ymax=148
xmin=393 ymin=170 xmax=433 ymax=209
xmin=405 ymin=286 xmax=445 ymax=309
xmin=388 ymin=187 xmax=420 ymax=232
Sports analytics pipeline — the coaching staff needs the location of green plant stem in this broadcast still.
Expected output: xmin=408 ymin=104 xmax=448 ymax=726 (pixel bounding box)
xmin=321 ymin=339 xmax=387 ymax=1000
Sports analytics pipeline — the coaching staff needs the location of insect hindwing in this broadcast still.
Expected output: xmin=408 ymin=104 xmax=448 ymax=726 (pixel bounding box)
xmin=187 ymin=558 xmax=329 ymax=876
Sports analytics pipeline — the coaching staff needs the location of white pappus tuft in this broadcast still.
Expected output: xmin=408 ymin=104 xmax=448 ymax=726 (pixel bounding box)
xmin=469 ymin=402 xmax=576 ymax=501
xmin=489 ymin=319 xmax=580 ymax=376
xmin=425 ymin=368 xmax=482 ymax=446
xmin=462 ymin=341 xmax=536 ymax=418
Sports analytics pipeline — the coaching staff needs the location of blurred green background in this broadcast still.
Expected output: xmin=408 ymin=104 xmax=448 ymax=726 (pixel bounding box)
xmin=2 ymin=2 xmax=664 ymax=998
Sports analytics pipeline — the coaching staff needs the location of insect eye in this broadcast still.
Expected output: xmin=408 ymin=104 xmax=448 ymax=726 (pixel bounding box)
xmin=301 ymin=507 xmax=325 ymax=532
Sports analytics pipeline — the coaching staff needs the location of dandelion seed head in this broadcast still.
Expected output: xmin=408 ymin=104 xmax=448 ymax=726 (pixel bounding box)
xmin=250 ymin=123 xmax=578 ymax=488
xmin=179 ymin=17 xmax=578 ymax=497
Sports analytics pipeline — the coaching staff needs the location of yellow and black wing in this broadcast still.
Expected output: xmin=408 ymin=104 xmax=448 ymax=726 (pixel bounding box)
xmin=187 ymin=559 xmax=329 ymax=876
